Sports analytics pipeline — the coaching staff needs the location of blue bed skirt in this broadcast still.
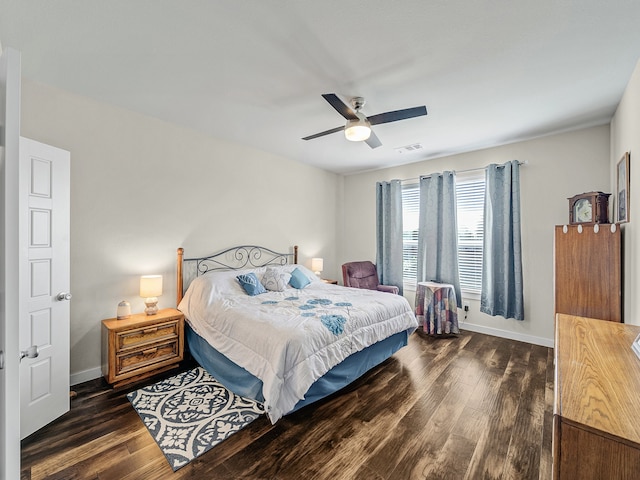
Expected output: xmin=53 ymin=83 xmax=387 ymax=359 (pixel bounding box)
xmin=186 ymin=323 xmax=411 ymax=413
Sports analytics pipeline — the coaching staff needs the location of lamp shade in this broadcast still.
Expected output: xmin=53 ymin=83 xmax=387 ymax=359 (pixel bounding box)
xmin=311 ymin=258 xmax=324 ymax=273
xmin=140 ymin=275 xmax=163 ymax=298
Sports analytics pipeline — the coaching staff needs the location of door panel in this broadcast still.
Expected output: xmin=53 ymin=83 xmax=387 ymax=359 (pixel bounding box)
xmin=30 ymin=156 xmax=52 ymax=196
xmin=31 ymin=209 xmax=51 ymax=246
xmin=30 ymin=260 xmax=51 ymax=297
xmin=19 ymin=137 xmax=70 ymax=440
xmin=30 ymin=309 xmax=52 ymax=347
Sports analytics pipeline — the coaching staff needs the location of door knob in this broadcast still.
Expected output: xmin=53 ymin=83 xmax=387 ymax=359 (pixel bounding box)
xmin=57 ymin=292 xmax=72 ymax=301
xmin=20 ymin=345 xmax=39 ymax=361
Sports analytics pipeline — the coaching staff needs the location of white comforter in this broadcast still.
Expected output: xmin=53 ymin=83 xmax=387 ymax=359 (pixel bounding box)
xmin=178 ymin=265 xmax=418 ymax=423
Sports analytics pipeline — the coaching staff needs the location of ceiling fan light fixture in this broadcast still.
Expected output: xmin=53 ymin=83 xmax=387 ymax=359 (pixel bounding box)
xmin=303 ymin=94 xmax=427 ymax=149
xmin=344 ymin=116 xmax=371 ymax=142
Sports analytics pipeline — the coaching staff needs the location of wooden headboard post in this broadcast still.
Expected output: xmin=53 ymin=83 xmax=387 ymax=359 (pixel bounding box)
xmin=176 ymin=245 xmax=298 ymax=307
xmin=177 ymin=247 xmax=184 ymax=307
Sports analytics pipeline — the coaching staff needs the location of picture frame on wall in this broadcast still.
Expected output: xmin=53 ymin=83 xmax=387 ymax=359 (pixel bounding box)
xmin=617 ymin=152 xmax=630 ymax=223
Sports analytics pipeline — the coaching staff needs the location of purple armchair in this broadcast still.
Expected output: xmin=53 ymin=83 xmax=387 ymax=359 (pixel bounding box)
xmin=341 ymin=261 xmax=400 ymax=294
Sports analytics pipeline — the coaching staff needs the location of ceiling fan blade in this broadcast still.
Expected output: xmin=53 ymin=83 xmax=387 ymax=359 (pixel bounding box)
xmin=302 ymin=125 xmax=345 ymax=141
xmin=367 ymin=106 xmax=427 ymax=126
xmin=365 ymin=130 xmax=382 ymax=149
xmin=322 ymin=93 xmax=358 ymax=120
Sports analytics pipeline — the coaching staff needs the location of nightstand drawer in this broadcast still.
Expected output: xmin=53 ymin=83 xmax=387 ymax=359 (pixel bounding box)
xmin=117 ymin=320 xmax=179 ymax=349
xmin=116 ymin=339 xmax=180 ymax=376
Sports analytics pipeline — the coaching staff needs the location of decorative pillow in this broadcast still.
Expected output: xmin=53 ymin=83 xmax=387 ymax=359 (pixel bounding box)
xmin=289 ymin=267 xmax=311 ymax=289
xmin=236 ymin=272 xmax=267 ymax=296
xmin=262 ymin=267 xmax=290 ymax=292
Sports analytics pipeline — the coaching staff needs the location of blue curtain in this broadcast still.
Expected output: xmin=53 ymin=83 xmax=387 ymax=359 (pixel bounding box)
xmin=376 ymin=180 xmax=404 ymax=295
xmin=416 ymin=172 xmax=462 ymax=307
xmin=481 ymin=160 xmax=524 ymax=320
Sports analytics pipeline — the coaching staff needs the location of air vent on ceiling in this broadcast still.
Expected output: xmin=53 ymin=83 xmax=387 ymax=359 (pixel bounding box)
xmin=394 ymin=143 xmax=424 ymax=154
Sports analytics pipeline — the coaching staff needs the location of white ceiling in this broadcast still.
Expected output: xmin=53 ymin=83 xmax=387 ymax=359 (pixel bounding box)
xmin=2 ymin=1 xmax=640 ymax=174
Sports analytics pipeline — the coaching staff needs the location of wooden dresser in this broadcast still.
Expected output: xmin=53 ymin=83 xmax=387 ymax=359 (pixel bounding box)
xmin=553 ymin=314 xmax=640 ymax=479
xmin=102 ymin=308 xmax=184 ymax=388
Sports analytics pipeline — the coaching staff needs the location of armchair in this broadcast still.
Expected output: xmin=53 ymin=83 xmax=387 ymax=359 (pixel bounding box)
xmin=341 ymin=261 xmax=399 ymax=294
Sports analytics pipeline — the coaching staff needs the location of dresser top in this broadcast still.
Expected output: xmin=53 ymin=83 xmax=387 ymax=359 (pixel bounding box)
xmin=555 ymin=314 xmax=640 ymax=445
xmin=102 ymin=307 xmax=183 ymax=330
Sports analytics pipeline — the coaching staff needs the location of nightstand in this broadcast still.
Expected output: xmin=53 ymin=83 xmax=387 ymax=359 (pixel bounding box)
xmin=102 ymin=308 xmax=184 ymax=388
xmin=322 ymin=279 xmax=338 ymax=285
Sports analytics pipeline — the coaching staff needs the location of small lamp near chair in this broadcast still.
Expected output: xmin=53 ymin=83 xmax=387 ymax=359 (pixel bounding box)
xmin=140 ymin=275 xmax=162 ymax=315
xmin=311 ymin=258 xmax=324 ymax=277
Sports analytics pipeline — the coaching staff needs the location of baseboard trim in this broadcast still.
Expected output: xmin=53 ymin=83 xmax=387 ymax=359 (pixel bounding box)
xmin=460 ymin=322 xmax=554 ymax=348
xmin=70 ymin=367 xmax=102 ymax=386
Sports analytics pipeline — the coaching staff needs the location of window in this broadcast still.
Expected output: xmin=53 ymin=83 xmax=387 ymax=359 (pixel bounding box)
xmin=455 ymin=171 xmax=485 ymax=294
xmin=402 ymin=184 xmax=420 ymax=285
xmin=401 ymin=171 xmax=485 ymax=294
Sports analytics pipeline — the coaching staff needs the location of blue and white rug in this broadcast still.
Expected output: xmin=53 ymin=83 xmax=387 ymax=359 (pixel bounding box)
xmin=127 ymin=367 xmax=265 ymax=471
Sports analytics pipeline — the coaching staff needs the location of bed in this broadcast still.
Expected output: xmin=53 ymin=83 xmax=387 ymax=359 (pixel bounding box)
xmin=176 ymin=245 xmax=418 ymax=423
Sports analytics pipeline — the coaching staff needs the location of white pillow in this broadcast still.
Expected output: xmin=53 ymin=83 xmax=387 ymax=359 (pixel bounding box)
xmin=261 ymin=267 xmax=291 ymax=292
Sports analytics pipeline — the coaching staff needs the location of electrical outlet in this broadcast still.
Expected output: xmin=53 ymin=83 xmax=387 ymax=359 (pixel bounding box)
xmin=463 ymin=301 xmax=470 ymax=312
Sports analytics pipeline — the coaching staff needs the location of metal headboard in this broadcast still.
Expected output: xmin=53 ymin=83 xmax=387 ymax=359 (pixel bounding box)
xmin=176 ymin=245 xmax=298 ymax=305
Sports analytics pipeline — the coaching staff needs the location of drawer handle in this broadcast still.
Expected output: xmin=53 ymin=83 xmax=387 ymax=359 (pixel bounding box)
xmin=142 ymin=348 xmax=158 ymax=356
xmin=143 ymin=327 xmax=158 ymax=335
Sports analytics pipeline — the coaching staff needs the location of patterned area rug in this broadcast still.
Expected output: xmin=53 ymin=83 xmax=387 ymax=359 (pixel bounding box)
xmin=127 ymin=367 xmax=265 ymax=471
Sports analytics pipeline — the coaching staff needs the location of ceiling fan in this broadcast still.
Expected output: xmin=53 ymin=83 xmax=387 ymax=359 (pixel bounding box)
xmin=302 ymin=93 xmax=427 ymax=149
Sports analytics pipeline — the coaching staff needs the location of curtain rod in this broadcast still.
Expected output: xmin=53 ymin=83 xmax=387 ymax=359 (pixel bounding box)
xmin=399 ymin=160 xmax=528 ymax=184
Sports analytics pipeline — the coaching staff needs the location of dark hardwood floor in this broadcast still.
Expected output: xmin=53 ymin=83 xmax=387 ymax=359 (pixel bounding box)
xmin=21 ymin=330 xmax=554 ymax=480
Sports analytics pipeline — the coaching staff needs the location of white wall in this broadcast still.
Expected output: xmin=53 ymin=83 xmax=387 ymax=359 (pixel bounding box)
xmin=18 ymin=75 xmax=623 ymax=380
xmin=20 ymin=79 xmax=341 ymax=383
xmin=611 ymin=59 xmax=640 ymax=326
xmin=340 ymin=125 xmax=611 ymax=345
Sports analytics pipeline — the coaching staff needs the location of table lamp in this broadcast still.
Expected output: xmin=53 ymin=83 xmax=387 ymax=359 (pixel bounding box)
xmin=311 ymin=258 xmax=324 ymax=277
xmin=140 ymin=275 xmax=162 ymax=315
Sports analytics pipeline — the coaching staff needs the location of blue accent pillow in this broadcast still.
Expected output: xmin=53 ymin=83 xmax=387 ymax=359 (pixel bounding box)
xmin=236 ymin=272 xmax=267 ymax=296
xmin=289 ymin=267 xmax=311 ymax=289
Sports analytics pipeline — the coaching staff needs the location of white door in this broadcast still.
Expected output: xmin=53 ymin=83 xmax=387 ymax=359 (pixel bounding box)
xmin=0 ymin=46 xmax=22 ymax=480
xmin=19 ymin=137 xmax=70 ymax=440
